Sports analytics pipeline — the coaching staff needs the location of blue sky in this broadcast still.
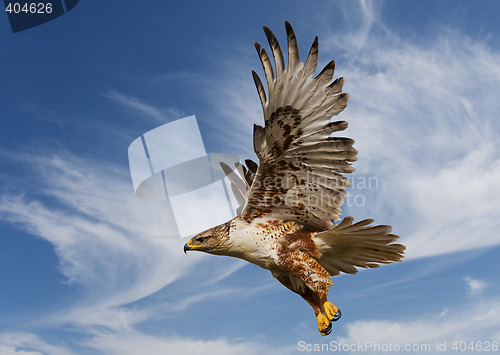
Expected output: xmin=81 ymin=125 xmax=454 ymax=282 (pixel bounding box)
xmin=1 ymin=0 xmax=500 ymax=354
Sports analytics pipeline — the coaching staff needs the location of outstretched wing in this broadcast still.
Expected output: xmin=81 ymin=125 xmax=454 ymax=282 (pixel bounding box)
xmin=240 ymin=22 xmax=356 ymax=231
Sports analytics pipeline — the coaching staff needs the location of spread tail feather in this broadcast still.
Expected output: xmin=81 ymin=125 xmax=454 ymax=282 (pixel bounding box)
xmin=313 ymin=217 xmax=405 ymax=276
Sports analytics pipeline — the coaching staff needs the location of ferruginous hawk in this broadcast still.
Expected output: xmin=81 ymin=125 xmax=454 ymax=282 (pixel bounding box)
xmin=184 ymin=22 xmax=405 ymax=336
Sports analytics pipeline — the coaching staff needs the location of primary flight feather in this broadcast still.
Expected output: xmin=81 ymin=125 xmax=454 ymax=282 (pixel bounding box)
xmin=184 ymin=22 xmax=405 ymax=336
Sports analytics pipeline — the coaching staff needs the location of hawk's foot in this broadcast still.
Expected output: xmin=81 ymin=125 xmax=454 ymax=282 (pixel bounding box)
xmin=324 ymin=301 xmax=341 ymax=322
xmin=316 ymin=313 xmax=332 ymax=336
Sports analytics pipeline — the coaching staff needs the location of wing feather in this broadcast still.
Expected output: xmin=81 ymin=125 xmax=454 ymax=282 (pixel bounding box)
xmin=313 ymin=218 xmax=406 ymax=276
xmin=254 ymin=43 xmax=274 ymax=91
xmin=252 ymin=70 xmax=267 ymax=107
xmin=285 ymin=21 xmax=300 ymax=72
xmin=263 ymin=25 xmax=285 ymax=78
xmin=220 ymin=162 xmax=246 ymax=204
xmin=303 ymin=36 xmax=319 ymax=79
xmin=241 ymin=22 xmax=355 ymax=230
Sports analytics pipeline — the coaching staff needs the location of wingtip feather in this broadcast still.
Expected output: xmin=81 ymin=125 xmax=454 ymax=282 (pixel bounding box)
xmin=252 ymin=70 xmax=267 ymax=107
xmin=285 ymin=21 xmax=300 ymax=70
xmin=262 ymin=25 xmax=285 ymax=77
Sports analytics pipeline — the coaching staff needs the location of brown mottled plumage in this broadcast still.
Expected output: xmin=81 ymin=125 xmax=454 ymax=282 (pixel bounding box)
xmin=184 ymin=22 xmax=405 ymax=336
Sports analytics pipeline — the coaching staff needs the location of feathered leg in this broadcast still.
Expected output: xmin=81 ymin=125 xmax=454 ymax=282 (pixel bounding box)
xmin=275 ymin=243 xmax=340 ymax=335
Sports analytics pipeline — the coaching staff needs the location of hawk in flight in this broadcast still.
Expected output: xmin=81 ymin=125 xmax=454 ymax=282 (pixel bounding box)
xmin=184 ymin=22 xmax=405 ymax=336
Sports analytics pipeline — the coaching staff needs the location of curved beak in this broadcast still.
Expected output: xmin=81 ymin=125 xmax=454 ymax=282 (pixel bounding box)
xmin=183 ymin=240 xmax=204 ymax=254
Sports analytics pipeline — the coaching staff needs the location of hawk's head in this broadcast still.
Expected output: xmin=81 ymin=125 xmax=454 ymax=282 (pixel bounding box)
xmin=183 ymin=221 xmax=231 ymax=255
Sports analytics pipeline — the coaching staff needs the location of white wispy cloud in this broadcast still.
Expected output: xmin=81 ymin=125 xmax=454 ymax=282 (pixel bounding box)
xmin=104 ymin=90 xmax=185 ymax=123
xmin=160 ymin=283 xmax=273 ymax=313
xmin=438 ymin=308 xmax=448 ymax=318
xmin=336 ymin=299 xmax=500 ymax=353
xmin=334 ymin=21 xmax=500 ymax=259
xmin=0 ymin=151 xmax=187 ymax=302
xmin=81 ymin=331 xmax=279 ymax=355
xmin=201 ymin=56 xmax=262 ymax=157
xmin=150 ymin=70 xmax=199 ymax=83
xmin=334 ymin=0 xmax=386 ymax=51
xmin=464 ymin=276 xmax=488 ymax=296
xmin=0 ymin=330 xmax=280 ymax=355
xmin=0 ymin=332 xmax=75 ymax=355
xmin=0 ymin=149 xmax=257 ymax=353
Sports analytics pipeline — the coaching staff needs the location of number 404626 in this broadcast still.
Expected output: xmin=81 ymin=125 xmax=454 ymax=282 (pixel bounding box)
xmin=5 ymin=2 xmax=53 ymax=14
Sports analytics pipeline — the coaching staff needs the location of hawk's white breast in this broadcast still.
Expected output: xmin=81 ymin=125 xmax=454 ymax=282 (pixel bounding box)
xmin=227 ymin=216 xmax=302 ymax=270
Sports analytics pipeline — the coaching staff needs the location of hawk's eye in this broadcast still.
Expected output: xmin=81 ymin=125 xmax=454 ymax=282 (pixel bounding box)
xmin=198 ymin=237 xmax=207 ymax=243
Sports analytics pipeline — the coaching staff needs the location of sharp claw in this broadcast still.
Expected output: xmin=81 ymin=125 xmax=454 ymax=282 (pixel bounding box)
xmin=323 ymin=301 xmax=340 ymax=321
xmin=332 ymin=309 xmax=342 ymax=322
xmin=320 ymin=321 xmax=332 ymax=336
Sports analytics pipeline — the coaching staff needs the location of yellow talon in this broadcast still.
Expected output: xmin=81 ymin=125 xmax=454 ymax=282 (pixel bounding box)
xmin=324 ymin=301 xmax=339 ymax=321
xmin=316 ymin=314 xmax=331 ymax=336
